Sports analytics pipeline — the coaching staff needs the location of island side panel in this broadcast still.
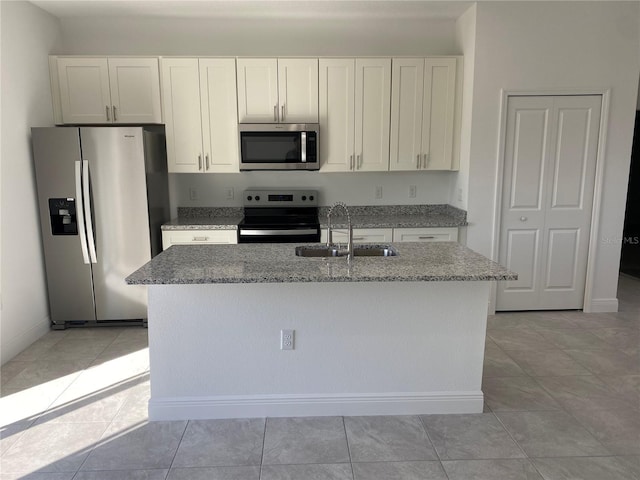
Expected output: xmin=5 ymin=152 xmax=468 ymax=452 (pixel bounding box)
xmin=147 ymin=281 xmax=490 ymax=420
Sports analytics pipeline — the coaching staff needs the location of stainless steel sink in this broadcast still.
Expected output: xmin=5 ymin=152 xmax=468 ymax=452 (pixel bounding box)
xmin=295 ymin=245 xmax=398 ymax=258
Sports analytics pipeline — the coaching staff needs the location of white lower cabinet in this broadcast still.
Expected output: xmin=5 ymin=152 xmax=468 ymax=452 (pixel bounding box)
xmin=321 ymin=228 xmax=394 ymax=244
xmin=392 ymin=227 xmax=458 ymax=242
xmin=162 ymin=229 xmax=237 ymax=250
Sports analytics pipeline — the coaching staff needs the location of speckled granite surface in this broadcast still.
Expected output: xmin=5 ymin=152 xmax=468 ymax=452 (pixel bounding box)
xmin=126 ymin=242 xmax=516 ymax=285
xmin=165 ymin=205 xmax=467 ymax=230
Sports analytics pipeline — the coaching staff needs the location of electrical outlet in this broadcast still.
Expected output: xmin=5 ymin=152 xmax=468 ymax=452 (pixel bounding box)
xmin=375 ymin=186 xmax=383 ymax=199
xmin=225 ymin=187 xmax=234 ymax=200
xmin=281 ymin=329 xmax=294 ymax=350
xmin=189 ymin=187 xmax=198 ymax=201
xmin=409 ymin=185 xmax=417 ymax=198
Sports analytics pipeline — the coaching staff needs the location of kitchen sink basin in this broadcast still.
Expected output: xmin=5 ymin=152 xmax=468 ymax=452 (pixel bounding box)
xmin=295 ymin=245 xmax=398 ymax=258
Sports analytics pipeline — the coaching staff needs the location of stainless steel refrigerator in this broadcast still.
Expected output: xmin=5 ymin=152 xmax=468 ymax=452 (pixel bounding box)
xmin=31 ymin=126 xmax=170 ymax=329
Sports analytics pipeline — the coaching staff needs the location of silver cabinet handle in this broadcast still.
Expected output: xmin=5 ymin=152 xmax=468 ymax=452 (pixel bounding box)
xmin=75 ymin=161 xmax=90 ymax=264
xmin=357 ymin=154 xmax=361 ymax=169
xmin=417 ymin=154 xmax=421 ymax=169
xmin=192 ymin=236 xmax=209 ymax=242
xmin=274 ymin=105 xmax=278 ymax=122
xmin=353 ymin=236 xmax=366 ymax=241
xmin=423 ymin=153 xmax=429 ymax=168
xmin=281 ymin=104 xmax=285 ymax=122
xmin=112 ymin=105 xmax=117 ymax=122
xmin=418 ymin=236 xmax=435 ymax=240
xmin=350 ymin=155 xmax=354 ymax=170
xmin=82 ymin=160 xmax=97 ymax=264
xmin=106 ymin=106 xmax=110 ymax=121
xmin=198 ymin=154 xmax=202 ymax=171
xmin=520 ymin=216 xmax=528 ymax=222
xmin=205 ymin=154 xmax=210 ymax=171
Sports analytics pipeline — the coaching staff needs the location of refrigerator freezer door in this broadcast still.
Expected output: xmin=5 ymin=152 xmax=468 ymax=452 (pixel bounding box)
xmin=80 ymin=127 xmax=151 ymax=321
xmin=31 ymin=127 xmax=97 ymax=324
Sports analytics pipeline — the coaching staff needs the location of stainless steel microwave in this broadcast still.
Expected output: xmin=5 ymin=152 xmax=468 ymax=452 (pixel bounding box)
xmin=239 ymin=124 xmax=319 ymax=171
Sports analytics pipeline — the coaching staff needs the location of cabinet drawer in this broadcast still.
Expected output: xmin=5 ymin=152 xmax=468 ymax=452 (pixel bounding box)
xmin=162 ymin=229 xmax=237 ymax=249
xmin=321 ymin=228 xmax=393 ymax=244
xmin=392 ymin=227 xmax=458 ymax=242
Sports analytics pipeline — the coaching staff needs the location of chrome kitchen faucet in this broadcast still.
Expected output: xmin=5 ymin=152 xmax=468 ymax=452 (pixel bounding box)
xmin=326 ymin=202 xmax=353 ymax=261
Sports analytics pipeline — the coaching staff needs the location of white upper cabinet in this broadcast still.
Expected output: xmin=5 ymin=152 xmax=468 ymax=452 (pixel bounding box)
xmin=319 ymin=58 xmax=391 ymax=172
xmin=200 ymin=59 xmax=240 ymax=173
xmin=237 ymin=58 xmax=318 ymax=123
xmin=161 ymin=58 xmax=239 ymax=173
xmin=390 ymin=57 xmax=457 ymax=171
xmin=355 ymin=58 xmax=391 ymax=172
xmin=56 ymin=57 xmax=161 ymax=124
xmin=318 ymin=59 xmax=355 ymax=172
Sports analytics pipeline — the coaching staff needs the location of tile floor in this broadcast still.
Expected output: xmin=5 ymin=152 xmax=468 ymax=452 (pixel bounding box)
xmin=1 ymin=275 xmax=639 ymax=479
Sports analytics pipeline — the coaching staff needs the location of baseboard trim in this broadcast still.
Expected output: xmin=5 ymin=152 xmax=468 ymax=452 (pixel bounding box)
xmin=1 ymin=315 xmax=50 ymax=365
xmin=587 ymin=298 xmax=619 ymax=313
xmin=149 ymin=391 xmax=484 ymax=420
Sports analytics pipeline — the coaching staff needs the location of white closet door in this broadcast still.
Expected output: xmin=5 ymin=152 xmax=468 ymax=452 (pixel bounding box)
xmin=497 ymin=95 xmax=601 ymax=311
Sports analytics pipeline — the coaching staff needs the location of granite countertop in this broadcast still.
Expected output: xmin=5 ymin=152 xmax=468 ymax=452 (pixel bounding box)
xmin=126 ymin=242 xmax=516 ymax=285
xmin=162 ymin=204 xmax=468 ymax=231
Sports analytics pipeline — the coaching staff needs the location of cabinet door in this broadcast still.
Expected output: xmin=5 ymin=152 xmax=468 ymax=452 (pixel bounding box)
xmin=389 ymin=59 xmax=424 ymax=171
xmin=392 ymin=227 xmax=458 ymax=242
xmin=161 ymin=58 xmax=204 ymax=173
xmin=321 ymin=228 xmax=394 ymax=244
xmin=278 ymin=58 xmax=319 ymax=123
xmin=354 ymin=59 xmax=391 ymax=172
xmin=108 ymin=58 xmax=161 ymax=124
xmin=162 ymin=229 xmax=237 ymax=250
xmin=57 ymin=58 xmax=111 ymax=124
xmin=236 ymin=58 xmax=278 ymax=123
xmin=422 ymin=58 xmax=457 ymax=170
xmin=319 ymin=59 xmax=355 ymax=172
xmin=200 ymin=59 xmax=239 ymax=173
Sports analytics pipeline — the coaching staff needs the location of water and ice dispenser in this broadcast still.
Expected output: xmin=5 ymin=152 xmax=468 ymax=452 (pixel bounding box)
xmin=48 ymin=198 xmax=78 ymax=235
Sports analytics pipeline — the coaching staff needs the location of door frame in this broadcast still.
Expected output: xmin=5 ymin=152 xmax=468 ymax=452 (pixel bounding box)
xmin=491 ymin=88 xmax=611 ymax=313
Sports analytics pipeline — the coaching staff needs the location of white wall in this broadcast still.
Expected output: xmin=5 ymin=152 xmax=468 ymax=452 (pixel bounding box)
xmin=466 ymin=1 xmax=640 ymax=311
xmin=450 ymin=4 xmax=476 ymax=210
xmin=1 ymin=1 xmax=61 ymax=364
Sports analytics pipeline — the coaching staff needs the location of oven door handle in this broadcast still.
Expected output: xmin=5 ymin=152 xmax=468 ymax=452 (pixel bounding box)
xmin=239 ymin=228 xmax=319 ymax=236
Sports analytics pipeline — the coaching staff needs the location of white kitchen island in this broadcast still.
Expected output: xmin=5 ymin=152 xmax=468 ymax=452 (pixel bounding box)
xmin=127 ymin=242 xmax=515 ymax=420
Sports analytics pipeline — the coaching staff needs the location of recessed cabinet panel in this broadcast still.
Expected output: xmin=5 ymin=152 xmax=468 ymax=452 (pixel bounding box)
xmin=237 ymin=59 xmax=278 ymax=123
xmin=108 ymin=58 xmax=161 ymax=123
xmin=278 ymin=58 xmax=319 ymax=123
xmin=161 ymin=58 xmax=204 ymax=173
xmin=162 ymin=229 xmax=237 ymax=250
xmin=422 ymin=58 xmax=456 ymax=170
xmin=319 ymin=59 xmax=355 ymax=172
xmin=200 ymin=59 xmax=239 ymax=173
xmin=355 ymin=58 xmax=391 ymax=172
xmin=57 ymin=58 xmax=111 ymax=123
xmin=390 ymin=59 xmax=424 ymax=171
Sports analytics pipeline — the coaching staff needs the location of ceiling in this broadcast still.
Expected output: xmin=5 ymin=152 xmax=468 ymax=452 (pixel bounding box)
xmin=29 ymin=0 xmax=474 ymax=20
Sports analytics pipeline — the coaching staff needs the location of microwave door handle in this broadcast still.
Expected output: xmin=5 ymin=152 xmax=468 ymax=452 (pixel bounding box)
xmin=75 ymin=161 xmax=90 ymax=264
xmin=300 ymin=132 xmax=307 ymax=162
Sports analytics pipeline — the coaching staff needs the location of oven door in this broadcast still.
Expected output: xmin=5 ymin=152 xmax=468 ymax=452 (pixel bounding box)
xmin=238 ymin=225 xmax=321 ymax=243
xmin=239 ymin=125 xmax=319 ymax=171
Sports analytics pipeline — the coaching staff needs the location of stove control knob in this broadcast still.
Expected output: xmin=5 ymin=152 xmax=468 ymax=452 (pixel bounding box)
xmin=302 ymin=195 xmax=307 ymax=201
xmin=255 ymin=195 xmax=261 ymax=201
xmin=247 ymin=195 xmax=252 ymax=201
xmin=309 ymin=195 xmax=314 ymax=201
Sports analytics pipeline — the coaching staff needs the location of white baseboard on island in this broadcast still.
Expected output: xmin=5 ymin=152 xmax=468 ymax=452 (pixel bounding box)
xmin=149 ymin=391 xmax=484 ymax=420
xmin=147 ymin=281 xmax=491 ymax=420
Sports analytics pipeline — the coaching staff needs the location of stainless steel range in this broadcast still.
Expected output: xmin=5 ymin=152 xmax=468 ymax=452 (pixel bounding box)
xmin=237 ymin=189 xmax=320 ymax=243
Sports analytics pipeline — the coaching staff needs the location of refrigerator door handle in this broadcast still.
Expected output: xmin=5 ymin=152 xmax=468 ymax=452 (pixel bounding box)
xmin=75 ymin=161 xmax=91 ymax=264
xmin=82 ymin=159 xmax=98 ymax=264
